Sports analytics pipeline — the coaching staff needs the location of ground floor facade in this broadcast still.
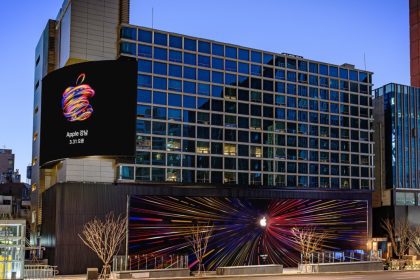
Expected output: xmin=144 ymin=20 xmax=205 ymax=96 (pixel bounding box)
xmin=41 ymin=183 xmax=372 ymax=274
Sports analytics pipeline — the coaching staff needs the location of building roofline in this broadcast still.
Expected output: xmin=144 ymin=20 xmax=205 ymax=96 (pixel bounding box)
xmin=121 ymin=23 xmax=374 ymax=75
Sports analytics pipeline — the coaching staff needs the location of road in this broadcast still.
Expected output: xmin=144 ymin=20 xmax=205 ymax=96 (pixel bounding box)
xmin=211 ymin=271 xmax=420 ymax=280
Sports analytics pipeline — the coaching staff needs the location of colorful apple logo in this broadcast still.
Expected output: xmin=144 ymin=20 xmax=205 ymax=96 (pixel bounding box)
xmin=62 ymin=73 xmax=95 ymax=122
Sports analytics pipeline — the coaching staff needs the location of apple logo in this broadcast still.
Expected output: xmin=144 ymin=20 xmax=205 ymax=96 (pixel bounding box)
xmin=62 ymin=73 xmax=95 ymax=122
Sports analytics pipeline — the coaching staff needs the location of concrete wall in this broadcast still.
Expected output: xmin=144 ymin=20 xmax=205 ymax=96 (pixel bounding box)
xmin=301 ymin=261 xmax=383 ymax=273
xmin=56 ymin=0 xmax=130 ymax=66
xmin=57 ymin=158 xmax=115 ymax=183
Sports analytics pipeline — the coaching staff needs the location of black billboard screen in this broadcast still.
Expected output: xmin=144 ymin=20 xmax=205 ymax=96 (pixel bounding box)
xmin=40 ymin=59 xmax=137 ymax=166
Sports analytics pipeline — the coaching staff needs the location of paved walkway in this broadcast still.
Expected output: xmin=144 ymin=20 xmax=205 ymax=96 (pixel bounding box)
xmin=54 ymin=270 xmax=420 ymax=280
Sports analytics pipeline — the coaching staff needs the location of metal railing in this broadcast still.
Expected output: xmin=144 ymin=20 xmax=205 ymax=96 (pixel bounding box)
xmin=302 ymin=250 xmax=382 ymax=264
xmin=112 ymin=254 xmax=189 ymax=272
xmin=24 ymin=265 xmax=59 ymax=279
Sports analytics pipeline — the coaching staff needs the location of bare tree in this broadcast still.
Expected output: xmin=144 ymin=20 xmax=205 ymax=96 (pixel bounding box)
xmin=186 ymin=222 xmax=213 ymax=276
xmin=409 ymin=226 xmax=420 ymax=255
xmin=381 ymin=218 xmax=410 ymax=259
xmin=79 ymin=213 xmax=127 ymax=279
xmin=291 ymin=227 xmax=328 ymax=264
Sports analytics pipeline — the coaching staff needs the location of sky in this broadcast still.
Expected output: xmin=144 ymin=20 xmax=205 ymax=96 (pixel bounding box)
xmin=0 ymin=0 xmax=409 ymax=181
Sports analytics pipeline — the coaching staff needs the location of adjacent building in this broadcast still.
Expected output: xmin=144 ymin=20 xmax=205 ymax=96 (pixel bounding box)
xmin=410 ymin=0 xmax=420 ymax=87
xmin=33 ymin=0 xmax=375 ymax=274
xmin=373 ymin=83 xmax=420 ymax=235
xmin=0 ymin=149 xmax=17 ymax=183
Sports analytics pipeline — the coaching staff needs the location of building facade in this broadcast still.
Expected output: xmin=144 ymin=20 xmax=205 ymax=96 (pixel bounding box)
xmin=373 ymin=83 xmax=420 ymax=237
xmin=0 ymin=149 xmax=15 ymax=183
xmin=118 ymin=25 xmax=374 ymax=190
xmin=33 ymin=0 xmax=375 ymax=274
xmin=411 ymin=0 xmax=420 ymax=87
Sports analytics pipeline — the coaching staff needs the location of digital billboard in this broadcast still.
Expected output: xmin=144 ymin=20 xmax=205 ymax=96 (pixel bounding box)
xmin=40 ymin=59 xmax=137 ymax=166
xmin=128 ymin=196 xmax=368 ymax=269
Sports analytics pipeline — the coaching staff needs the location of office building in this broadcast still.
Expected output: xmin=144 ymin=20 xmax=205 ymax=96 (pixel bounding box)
xmin=373 ymin=83 xmax=420 ymax=235
xmin=33 ymin=0 xmax=374 ymax=274
xmin=0 ymin=149 xmax=15 ymax=183
xmin=410 ymin=0 xmax=420 ymax=86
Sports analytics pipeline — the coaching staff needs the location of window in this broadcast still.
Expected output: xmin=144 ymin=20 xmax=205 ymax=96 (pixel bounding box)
xmin=169 ymin=35 xmax=182 ymax=48
xmin=169 ymin=64 xmax=182 ymax=78
xmin=121 ymin=27 xmax=136 ymax=40
xmin=153 ymin=77 xmax=167 ymax=90
xmin=139 ymin=29 xmax=152 ymax=43
xmin=238 ymin=49 xmax=249 ymax=61
xmin=137 ymin=89 xmax=151 ymax=103
xmin=154 ymin=47 xmax=167 ymax=60
xmin=198 ymin=41 xmax=210 ymax=53
xmin=169 ymin=50 xmax=182 ymax=62
xmin=198 ymin=55 xmax=210 ymax=67
xmin=251 ymin=51 xmax=262 ymax=63
xmin=250 ymin=146 xmax=262 ymax=158
xmin=136 ymin=167 xmax=150 ymax=181
xmin=166 ymin=169 xmax=181 ymax=182
xmin=153 ymin=91 xmax=166 ymax=105
xmin=196 ymin=141 xmax=209 ymax=154
xmin=184 ymin=53 xmax=196 ymax=65
xmin=224 ymin=144 xmax=236 ymax=155
xmin=152 ymin=137 xmax=166 ymax=150
xmin=184 ymin=38 xmax=196 ymax=51
xmin=136 ymin=120 xmax=151 ymax=134
xmin=152 ymin=121 xmax=166 ymax=135
xmin=226 ymin=46 xmax=237 ymax=59
xmin=212 ymin=43 xmax=224 ymax=56
xmin=154 ymin=32 xmax=167 ymax=46
xmin=138 ymin=74 xmax=152 ymax=88
xmin=137 ymin=105 xmax=151 ymax=118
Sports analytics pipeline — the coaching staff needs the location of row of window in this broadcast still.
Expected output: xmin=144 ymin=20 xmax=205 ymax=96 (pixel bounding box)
xmin=136 ymin=119 xmax=372 ymax=141
xmin=135 ymin=149 xmax=371 ymax=169
xmin=137 ymin=90 xmax=371 ymax=115
xmin=136 ymin=58 xmax=371 ymax=91
xmin=136 ymin=71 xmax=370 ymax=95
xmin=137 ymin=88 xmax=371 ymax=107
xmin=136 ymin=135 xmax=371 ymax=154
xmin=120 ymin=27 xmax=370 ymax=83
xmin=118 ymin=165 xmax=371 ymax=189
xmin=136 ymin=106 xmax=371 ymax=130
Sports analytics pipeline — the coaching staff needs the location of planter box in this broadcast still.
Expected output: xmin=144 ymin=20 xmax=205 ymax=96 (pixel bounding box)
xmin=216 ymin=264 xmax=283 ymax=275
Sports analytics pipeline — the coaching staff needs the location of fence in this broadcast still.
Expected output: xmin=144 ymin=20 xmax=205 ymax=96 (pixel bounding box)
xmin=302 ymin=250 xmax=382 ymax=264
xmin=112 ymin=254 xmax=189 ymax=272
xmin=24 ymin=265 xmax=59 ymax=279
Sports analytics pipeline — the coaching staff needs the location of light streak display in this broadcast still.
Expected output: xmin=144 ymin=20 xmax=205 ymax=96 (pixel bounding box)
xmin=129 ymin=196 xmax=367 ymax=269
xmin=62 ymin=73 xmax=95 ymax=122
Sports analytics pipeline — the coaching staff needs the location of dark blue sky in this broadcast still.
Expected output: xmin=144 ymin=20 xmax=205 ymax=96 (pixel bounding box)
xmin=0 ymin=0 xmax=409 ymax=180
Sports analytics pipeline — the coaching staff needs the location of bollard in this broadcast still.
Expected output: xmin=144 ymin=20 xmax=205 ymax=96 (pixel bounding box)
xmin=86 ymin=268 xmax=98 ymax=280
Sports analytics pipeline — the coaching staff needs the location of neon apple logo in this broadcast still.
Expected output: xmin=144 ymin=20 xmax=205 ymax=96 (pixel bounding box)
xmin=62 ymin=74 xmax=95 ymax=122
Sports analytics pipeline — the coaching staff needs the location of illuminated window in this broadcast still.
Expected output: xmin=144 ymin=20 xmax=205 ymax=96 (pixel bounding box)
xmin=31 ymin=184 xmax=37 ymax=192
xmin=250 ymin=146 xmax=262 ymax=158
xmin=166 ymin=138 xmax=181 ymax=151
xmin=32 ymin=157 xmax=37 ymax=166
xmin=136 ymin=135 xmax=151 ymax=149
xmin=33 ymin=131 xmax=38 ymax=142
xmin=225 ymin=87 xmax=237 ymax=100
xmin=166 ymin=169 xmax=181 ymax=182
xmin=224 ymin=144 xmax=236 ymax=156
xmin=196 ymin=141 xmax=210 ymax=154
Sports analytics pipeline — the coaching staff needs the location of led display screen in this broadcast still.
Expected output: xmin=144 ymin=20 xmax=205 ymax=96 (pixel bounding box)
xmin=128 ymin=196 xmax=368 ymax=269
xmin=40 ymin=59 xmax=137 ymax=166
